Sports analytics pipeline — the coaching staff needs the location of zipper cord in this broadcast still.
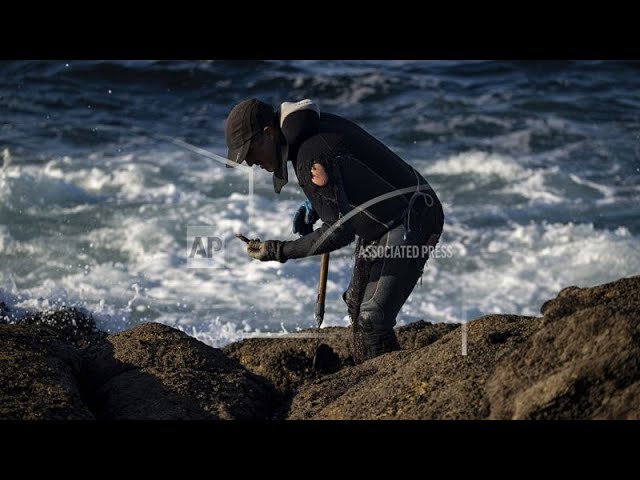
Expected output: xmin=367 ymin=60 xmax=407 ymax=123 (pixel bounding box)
xmin=403 ymin=168 xmax=433 ymax=242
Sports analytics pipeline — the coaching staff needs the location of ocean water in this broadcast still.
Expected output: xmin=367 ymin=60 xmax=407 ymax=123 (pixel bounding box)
xmin=1 ymin=60 xmax=639 ymax=347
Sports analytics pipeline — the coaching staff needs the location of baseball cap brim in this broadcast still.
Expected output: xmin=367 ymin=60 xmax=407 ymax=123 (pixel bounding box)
xmin=226 ymin=139 xmax=252 ymax=168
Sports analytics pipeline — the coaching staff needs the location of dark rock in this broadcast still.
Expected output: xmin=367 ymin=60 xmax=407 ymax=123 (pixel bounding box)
xmin=4 ymin=274 xmax=639 ymax=420
xmin=0 ymin=302 xmax=9 ymax=324
xmin=396 ymin=320 xmax=460 ymax=349
xmin=487 ymin=276 xmax=640 ymax=419
xmin=0 ymin=324 xmax=94 ymax=420
xmin=285 ymin=275 xmax=640 ymax=420
xmin=21 ymin=307 xmax=104 ymax=346
xmin=592 ymin=382 xmax=640 ymax=420
xmin=223 ymin=327 xmax=353 ymax=397
xmin=223 ymin=321 xmax=457 ymax=398
xmin=287 ymin=314 xmax=540 ymax=419
xmin=540 ymin=275 xmax=640 ymax=322
xmin=312 ymin=343 xmax=341 ymax=373
xmin=85 ymin=322 xmax=277 ymax=420
xmin=488 ymin=331 xmax=515 ymax=344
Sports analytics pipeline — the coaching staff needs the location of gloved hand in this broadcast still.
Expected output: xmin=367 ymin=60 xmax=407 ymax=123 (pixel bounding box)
xmin=292 ymin=199 xmax=319 ymax=236
xmin=235 ymin=234 xmax=288 ymax=263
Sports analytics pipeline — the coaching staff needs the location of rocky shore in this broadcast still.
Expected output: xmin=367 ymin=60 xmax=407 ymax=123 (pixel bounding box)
xmin=1 ymin=275 xmax=639 ymax=420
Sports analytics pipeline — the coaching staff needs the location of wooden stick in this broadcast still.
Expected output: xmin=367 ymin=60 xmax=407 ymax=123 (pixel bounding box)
xmin=312 ymin=252 xmax=330 ymax=371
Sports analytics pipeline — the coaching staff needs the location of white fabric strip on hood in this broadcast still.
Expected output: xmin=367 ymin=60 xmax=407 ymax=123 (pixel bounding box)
xmin=279 ymin=99 xmax=320 ymax=126
xmin=273 ymin=99 xmax=321 ymax=194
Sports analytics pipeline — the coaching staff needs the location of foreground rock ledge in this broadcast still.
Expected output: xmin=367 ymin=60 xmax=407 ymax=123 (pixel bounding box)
xmin=1 ymin=322 xmax=277 ymax=420
xmin=1 ymin=274 xmax=639 ymax=420
xmin=0 ymin=325 xmax=93 ymax=420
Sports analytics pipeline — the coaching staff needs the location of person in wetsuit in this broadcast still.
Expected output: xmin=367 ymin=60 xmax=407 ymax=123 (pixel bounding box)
xmin=225 ymin=98 xmax=444 ymax=364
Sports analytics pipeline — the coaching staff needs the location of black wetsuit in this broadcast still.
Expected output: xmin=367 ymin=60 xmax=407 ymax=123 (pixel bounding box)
xmin=278 ymin=107 xmax=444 ymax=337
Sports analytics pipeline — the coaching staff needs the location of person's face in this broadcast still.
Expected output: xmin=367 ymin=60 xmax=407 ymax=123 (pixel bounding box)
xmin=245 ymin=126 xmax=278 ymax=172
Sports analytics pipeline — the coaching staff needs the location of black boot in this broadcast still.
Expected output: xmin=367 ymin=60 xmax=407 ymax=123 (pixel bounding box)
xmin=352 ymin=323 xmax=401 ymax=365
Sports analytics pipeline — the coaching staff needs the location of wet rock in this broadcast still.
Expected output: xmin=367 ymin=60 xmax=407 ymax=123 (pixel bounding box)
xmin=396 ymin=320 xmax=460 ymax=349
xmin=223 ymin=327 xmax=353 ymax=397
xmin=286 ymin=275 xmax=640 ymax=420
xmin=0 ymin=302 xmax=9 ymax=324
xmin=21 ymin=306 xmax=105 ymax=347
xmin=287 ymin=314 xmax=539 ymax=419
xmin=85 ymin=322 xmax=277 ymax=420
xmin=223 ymin=321 xmax=457 ymax=398
xmin=487 ymin=276 xmax=640 ymax=419
xmin=0 ymin=324 xmax=94 ymax=420
xmin=4 ymin=275 xmax=639 ymax=420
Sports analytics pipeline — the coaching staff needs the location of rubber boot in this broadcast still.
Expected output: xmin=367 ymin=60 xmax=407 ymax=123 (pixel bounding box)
xmin=352 ymin=321 xmax=401 ymax=365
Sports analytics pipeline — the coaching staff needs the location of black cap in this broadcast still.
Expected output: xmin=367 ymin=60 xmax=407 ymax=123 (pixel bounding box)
xmin=224 ymin=98 xmax=274 ymax=166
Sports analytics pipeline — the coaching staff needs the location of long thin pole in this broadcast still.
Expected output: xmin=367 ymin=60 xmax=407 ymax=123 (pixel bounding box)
xmin=312 ymin=252 xmax=330 ymax=370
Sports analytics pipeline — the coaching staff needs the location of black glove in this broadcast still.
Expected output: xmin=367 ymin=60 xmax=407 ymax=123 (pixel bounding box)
xmin=292 ymin=199 xmax=319 ymax=236
xmin=236 ymin=234 xmax=288 ymax=263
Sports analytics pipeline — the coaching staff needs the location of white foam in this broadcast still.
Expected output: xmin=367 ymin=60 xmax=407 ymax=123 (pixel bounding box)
xmin=402 ymin=221 xmax=640 ymax=325
xmin=0 ymin=164 xmax=101 ymax=212
xmin=3 ymin=146 xmax=639 ymax=348
xmin=482 ymin=129 xmax=532 ymax=155
xmin=0 ymin=225 xmax=10 ymax=253
xmin=422 ymin=151 xmax=528 ymax=180
xmin=502 ymin=168 xmax=564 ymax=204
xmin=299 ymin=72 xmax=400 ymax=107
xmin=569 ymin=173 xmax=617 ymax=205
xmin=2 ymin=148 xmax=11 ymax=169
xmin=418 ymin=150 xmax=622 ymax=207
